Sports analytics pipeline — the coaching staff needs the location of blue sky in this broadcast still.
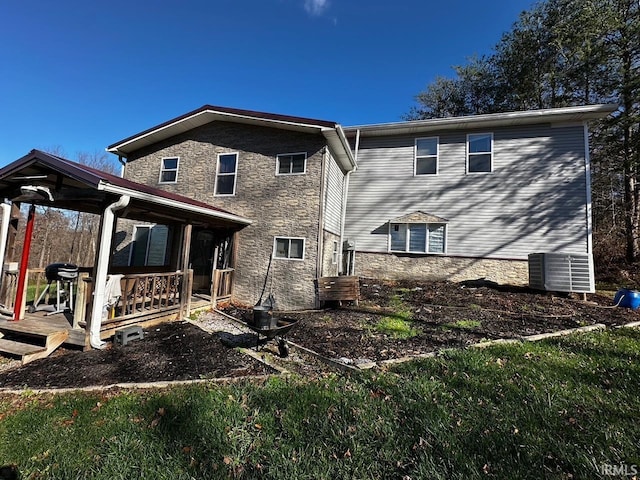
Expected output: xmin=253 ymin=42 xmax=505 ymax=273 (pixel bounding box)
xmin=1 ymin=0 xmax=536 ymax=168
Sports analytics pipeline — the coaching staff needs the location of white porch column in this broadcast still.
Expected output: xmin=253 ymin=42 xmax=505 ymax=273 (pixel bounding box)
xmin=89 ymin=195 xmax=130 ymax=349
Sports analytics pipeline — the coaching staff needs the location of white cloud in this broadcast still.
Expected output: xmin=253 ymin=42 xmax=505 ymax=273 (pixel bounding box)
xmin=304 ymin=0 xmax=329 ymax=16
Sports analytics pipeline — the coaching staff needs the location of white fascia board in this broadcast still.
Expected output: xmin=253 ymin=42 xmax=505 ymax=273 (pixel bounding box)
xmin=97 ymin=182 xmax=253 ymax=225
xmin=108 ymin=110 xmax=328 ymax=156
xmin=346 ymin=104 xmax=618 ymax=137
xmin=323 ymin=126 xmax=357 ymax=172
xmin=107 ymin=111 xmax=213 ymax=154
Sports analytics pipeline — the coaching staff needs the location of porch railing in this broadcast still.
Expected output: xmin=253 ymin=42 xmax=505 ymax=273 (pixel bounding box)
xmin=212 ymin=268 xmax=234 ymax=305
xmin=78 ymin=270 xmax=192 ymax=331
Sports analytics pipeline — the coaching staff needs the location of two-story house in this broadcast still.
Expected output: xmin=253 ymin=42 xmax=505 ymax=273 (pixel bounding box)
xmin=107 ymin=106 xmax=356 ymax=311
xmin=342 ymin=104 xmax=616 ymax=286
xmin=107 ymin=103 xmax=615 ymax=310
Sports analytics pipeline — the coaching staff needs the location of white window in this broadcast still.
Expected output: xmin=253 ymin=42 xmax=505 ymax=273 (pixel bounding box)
xmin=273 ymin=237 xmax=305 ymax=260
xmin=415 ymin=137 xmax=438 ymax=175
xmin=159 ymin=157 xmax=179 ymax=183
xmin=467 ymin=133 xmax=493 ymax=173
xmin=332 ymin=240 xmax=339 ymax=264
xmin=389 ymin=223 xmax=446 ymax=254
xmin=215 ymin=152 xmax=238 ymax=195
xmin=129 ymin=225 xmax=170 ymax=266
xmin=277 ymin=152 xmax=307 ymax=175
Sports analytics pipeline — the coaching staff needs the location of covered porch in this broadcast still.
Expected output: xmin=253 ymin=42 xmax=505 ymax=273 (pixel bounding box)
xmin=0 ymin=150 xmax=250 ymax=362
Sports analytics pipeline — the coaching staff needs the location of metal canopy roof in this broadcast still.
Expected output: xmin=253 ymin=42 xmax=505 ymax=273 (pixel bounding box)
xmin=0 ymin=150 xmax=252 ymax=229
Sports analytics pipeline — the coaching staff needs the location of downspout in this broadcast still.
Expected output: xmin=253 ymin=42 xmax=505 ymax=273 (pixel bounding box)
xmin=316 ymin=146 xmax=328 ymax=289
xmin=89 ymin=194 xmax=130 ymax=348
xmin=339 ymin=128 xmax=359 ymax=275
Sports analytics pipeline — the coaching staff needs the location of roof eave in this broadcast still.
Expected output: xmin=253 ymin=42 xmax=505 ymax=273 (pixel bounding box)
xmin=97 ymin=181 xmax=253 ymax=226
xmin=323 ymin=125 xmax=357 ymax=172
xmin=107 ymin=107 xmax=338 ymax=157
xmin=344 ymin=104 xmax=619 ymax=137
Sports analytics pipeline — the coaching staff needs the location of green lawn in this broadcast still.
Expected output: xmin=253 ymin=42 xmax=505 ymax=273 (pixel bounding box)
xmin=0 ymin=328 xmax=639 ymax=479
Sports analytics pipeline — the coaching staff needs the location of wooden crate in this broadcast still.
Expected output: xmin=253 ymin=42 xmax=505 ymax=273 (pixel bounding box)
xmin=316 ymin=276 xmax=359 ymax=306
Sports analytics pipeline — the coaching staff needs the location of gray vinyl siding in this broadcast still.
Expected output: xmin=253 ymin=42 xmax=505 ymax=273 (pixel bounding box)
xmin=344 ymin=124 xmax=589 ymax=260
xmin=323 ymin=153 xmax=344 ymax=236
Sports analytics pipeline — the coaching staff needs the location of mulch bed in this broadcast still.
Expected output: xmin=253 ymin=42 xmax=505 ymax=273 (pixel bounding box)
xmin=0 ymin=322 xmax=275 ymax=389
xmin=248 ymin=279 xmax=637 ymax=363
xmin=0 ymin=278 xmax=636 ymax=389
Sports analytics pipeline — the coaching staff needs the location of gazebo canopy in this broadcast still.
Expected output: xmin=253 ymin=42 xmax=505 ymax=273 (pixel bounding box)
xmin=0 ymin=149 xmax=251 ymax=228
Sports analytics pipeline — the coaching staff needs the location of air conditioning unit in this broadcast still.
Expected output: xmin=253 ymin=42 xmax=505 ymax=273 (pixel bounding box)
xmin=528 ymin=253 xmax=594 ymax=293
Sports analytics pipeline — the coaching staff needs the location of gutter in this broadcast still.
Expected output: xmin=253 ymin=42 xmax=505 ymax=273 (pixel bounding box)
xmin=89 ymin=195 xmax=130 ymax=349
xmin=97 ymin=182 xmax=252 ymax=226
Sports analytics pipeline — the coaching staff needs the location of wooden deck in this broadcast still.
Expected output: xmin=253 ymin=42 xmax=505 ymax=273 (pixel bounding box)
xmin=0 ymin=311 xmax=81 ymax=363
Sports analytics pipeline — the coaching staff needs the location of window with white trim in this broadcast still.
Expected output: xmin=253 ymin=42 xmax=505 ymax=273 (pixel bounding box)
xmin=467 ymin=133 xmax=493 ymax=173
xmin=129 ymin=225 xmax=170 ymax=266
xmin=159 ymin=157 xmax=179 ymax=183
xmin=273 ymin=237 xmax=305 ymax=260
xmin=389 ymin=223 xmax=446 ymax=254
xmin=415 ymin=137 xmax=438 ymax=175
xmin=277 ymin=152 xmax=307 ymax=175
xmin=215 ymin=152 xmax=238 ymax=195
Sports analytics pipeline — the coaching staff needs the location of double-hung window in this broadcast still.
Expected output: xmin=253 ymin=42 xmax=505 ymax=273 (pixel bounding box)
xmin=273 ymin=237 xmax=305 ymax=260
xmin=130 ymin=225 xmax=170 ymax=266
xmin=467 ymin=133 xmax=493 ymax=173
xmin=159 ymin=157 xmax=179 ymax=183
xmin=415 ymin=137 xmax=438 ymax=175
xmin=277 ymin=152 xmax=306 ymax=175
xmin=215 ymin=152 xmax=238 ymax=195
xmin=389 ymin=223 xmax=446 ymax=254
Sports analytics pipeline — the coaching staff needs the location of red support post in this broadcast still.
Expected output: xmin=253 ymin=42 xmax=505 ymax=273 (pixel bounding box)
xmin=13 ymin=204 xmax=36 ymax=321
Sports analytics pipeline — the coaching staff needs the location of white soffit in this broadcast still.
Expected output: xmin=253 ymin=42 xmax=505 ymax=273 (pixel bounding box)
xmin=346 ymin=104 xmax=618 ymax=137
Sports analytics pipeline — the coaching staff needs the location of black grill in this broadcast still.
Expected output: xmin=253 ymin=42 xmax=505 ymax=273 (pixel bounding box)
xmin=44 ymin=263 xmax=78 ymax=282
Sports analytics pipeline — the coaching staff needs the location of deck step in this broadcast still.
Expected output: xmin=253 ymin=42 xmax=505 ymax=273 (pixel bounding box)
xmin=0 ymin=321 xmax=67 ymax=338
xmin=0 ymin=338 xmax=45 ymax=357
xmin=0 ymin=328 xmax=68 ymax=365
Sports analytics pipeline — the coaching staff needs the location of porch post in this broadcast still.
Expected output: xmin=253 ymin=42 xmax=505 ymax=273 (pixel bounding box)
xmin=89 ymin=195 xmax=130 ymax=348
xmin=210 ymin=244 xmax=219 ymax=308
xmin=179 ymin=224 xmax=192 ymax=319
xmin=13 ymin=204 xmax=36 ymax=321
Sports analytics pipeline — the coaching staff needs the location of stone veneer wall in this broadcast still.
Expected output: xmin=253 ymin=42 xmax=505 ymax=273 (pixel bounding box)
xmin=355 ymin=252 xmax=529 ymax=285
xmin=123 ymin=121 xmax=327 ymax=310
xmin=321 ymin=231 xmax=341 ymax=278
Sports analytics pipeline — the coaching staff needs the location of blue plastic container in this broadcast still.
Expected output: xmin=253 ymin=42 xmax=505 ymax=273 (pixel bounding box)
xmin=614 ymin=288 xmax=640 ymax=310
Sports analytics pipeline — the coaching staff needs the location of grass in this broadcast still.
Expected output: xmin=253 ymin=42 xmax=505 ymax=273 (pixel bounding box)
xmin=373 ymin=292 xmax=419 ymax=338
xmin=1 ymin=329 xmax=640 ymax=479
xmin=375 ymin=316 xmax=418 ymax=338
xmin=443 ymin=319 xmax=482 ymax=330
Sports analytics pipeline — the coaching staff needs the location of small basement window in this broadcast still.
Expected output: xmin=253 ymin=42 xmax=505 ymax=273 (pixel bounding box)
xmin=159 ymin=157 xmax=179 ymax=183
xmin=389 ymin=223 xmax=446 ymax=254
xmin=277 ymin=152 xmax=307 ymax=175
xmin=274 ymin=237 xmax=305 ymax=260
